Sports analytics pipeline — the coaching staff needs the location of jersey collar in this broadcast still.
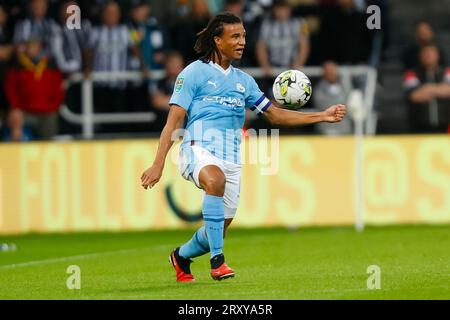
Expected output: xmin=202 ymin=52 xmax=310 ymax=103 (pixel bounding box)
xmin=209 ymin=61 xmax=232 ymax=76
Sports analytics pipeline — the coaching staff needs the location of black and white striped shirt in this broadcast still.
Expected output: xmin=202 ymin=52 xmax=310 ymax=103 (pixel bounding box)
xmin=13 ymin=18 xmax=59 ymax=56
xmin=88 ymin=24 xmax=132 ymax=87
xmin=259 ymin=17 xmax=306 ymax=68
xmin=52 ymin=20 xmax=91 ymax=74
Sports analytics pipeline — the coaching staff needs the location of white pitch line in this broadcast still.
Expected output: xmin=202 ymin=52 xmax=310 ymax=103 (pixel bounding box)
xmin=0 ymin=244 xmax=171 ymax=270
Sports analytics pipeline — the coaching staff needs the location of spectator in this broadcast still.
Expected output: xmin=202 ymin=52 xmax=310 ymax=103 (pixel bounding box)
xmin=148 ymin=51 xmax=185 ymax=131
xmin=207 ymin=0 xmax=224 ymax=15
xmin=52 ymin=0 xmax=91 ymax=74
xmin=314 ymin=60 xmax=353 ymax=134
xmin=149 ymin=51 xmax=184 ymax=112
xmin=13 ymin=0 xmax=58 ymax=57
xmin=4 ymin=37 xmax=65 ymax=140
xmin=289 ymin=0 xmax=322 ymax=66
xmin=85 ymin=1 xmax=138 ymax=115
xmin=319 ymin=0 xmax=372 ymax=64
xmin=77 ymin=0 xmax=127 ymax=24
xmin=170 ymin=0 xmax=211 ymax=64
xmin=127 ymin=0 xmax=165 ymax=73
xmin=404 ymin=44 xmax=450 ymax=133
xmin=256 ymin=0 xmax=310 ymax=76
xmin=0 ymin=4 xmax=13 ymax=118
xmin=0 ymin=1 xmax=27 ymax=28
xmin=2 ymin=108 xmax=33 ymax=142
xmin=366 ymin=0 xmax=390 ymax=66
xmin=126 ymin=0 xmax=166 ymax=129
xmin=223 ymin=0 xmax=244 ymax=21
xmin=402 ymin=20 xmax=447 ymax=71
xmin=241 ymin=0 xmax=267 ymax=23
xmin=51 ymin=1 xmax=93 ymax=135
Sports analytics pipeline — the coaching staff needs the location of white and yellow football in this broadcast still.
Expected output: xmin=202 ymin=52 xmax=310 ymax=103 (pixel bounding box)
xmin=272 ymin=70 xmax=312 ymax=109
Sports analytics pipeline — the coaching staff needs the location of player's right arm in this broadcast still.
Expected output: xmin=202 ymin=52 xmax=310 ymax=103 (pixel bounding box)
xmin=141 ymin=105 xmax=187 ymax=189
xmin=141 ymin=62 xmax=197 ymax=189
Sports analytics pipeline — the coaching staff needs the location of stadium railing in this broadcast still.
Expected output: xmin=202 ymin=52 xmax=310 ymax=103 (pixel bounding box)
xmin=61 ymin=66 xmax=378 ymax=140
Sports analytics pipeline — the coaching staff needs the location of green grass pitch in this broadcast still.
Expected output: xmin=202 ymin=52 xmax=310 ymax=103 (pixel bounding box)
xmin=0 ymin=225 xmax=449 ymax=299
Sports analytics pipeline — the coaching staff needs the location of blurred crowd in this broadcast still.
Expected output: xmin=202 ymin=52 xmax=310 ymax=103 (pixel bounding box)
xmin=402 ymin=21 xmax=450 ymax=134
xmin=0 ymin=0 xmax=448 ymax=141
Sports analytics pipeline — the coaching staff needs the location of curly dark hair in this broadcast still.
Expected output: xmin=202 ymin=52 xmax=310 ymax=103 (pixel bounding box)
xmin=194 ymin=12 xmax=242 ymax=64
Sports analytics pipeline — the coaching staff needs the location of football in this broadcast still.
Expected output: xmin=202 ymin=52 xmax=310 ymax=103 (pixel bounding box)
xmin=272 ymin=70 xmax=312 ymax=109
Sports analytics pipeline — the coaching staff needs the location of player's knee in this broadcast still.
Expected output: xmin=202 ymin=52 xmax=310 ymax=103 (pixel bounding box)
xmin=200 ymin=167 xmax=226 ymax=196
xmin=202 ymin=174 xmax=226 ymax=196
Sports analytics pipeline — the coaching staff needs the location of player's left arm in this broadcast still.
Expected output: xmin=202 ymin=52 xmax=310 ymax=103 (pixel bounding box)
xmin=263 ymin=103 xmax=347 ymax=127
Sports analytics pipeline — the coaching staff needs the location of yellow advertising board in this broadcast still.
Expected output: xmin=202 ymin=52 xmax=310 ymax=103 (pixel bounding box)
xmin=0 ymin=135 xmax=449 ymax=234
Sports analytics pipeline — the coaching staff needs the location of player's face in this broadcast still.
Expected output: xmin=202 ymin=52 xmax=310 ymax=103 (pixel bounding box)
xmin=216 ymin=23 xmax=246 ymax=61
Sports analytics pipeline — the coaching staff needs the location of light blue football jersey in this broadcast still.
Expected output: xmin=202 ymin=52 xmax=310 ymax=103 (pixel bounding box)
xmin=169 ymin=60 xmax=271 ymax=164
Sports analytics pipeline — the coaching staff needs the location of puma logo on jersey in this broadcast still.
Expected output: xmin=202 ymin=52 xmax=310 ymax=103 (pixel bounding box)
xmin=208 ymin=80 xmax=218 ymax=89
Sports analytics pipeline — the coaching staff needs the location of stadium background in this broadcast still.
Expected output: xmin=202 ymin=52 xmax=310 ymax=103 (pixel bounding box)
xmin=0 ymin=0 xmax=449 ymax=300
xmin=0 ymin=0 xmax=448 ymax=232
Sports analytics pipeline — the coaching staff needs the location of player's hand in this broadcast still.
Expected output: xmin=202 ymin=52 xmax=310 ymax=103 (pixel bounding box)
xmin=323 ymin=104 xmax=347 ymax=123
xmin=140 ymin=164 xmax=163 ymax=190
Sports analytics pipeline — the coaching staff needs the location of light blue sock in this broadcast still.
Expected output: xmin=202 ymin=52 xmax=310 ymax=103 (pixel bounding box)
xmin=203 ymin=194 xmax=224 ymax=258
xmin=179 ymin=226 xmax=210 ymax=259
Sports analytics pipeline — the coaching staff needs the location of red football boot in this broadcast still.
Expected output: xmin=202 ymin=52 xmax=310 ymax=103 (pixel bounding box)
xmin=170 ymin=248 xmax=195 ymax=283
xmin=210 ymin=254 xmax=235 ymax=281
